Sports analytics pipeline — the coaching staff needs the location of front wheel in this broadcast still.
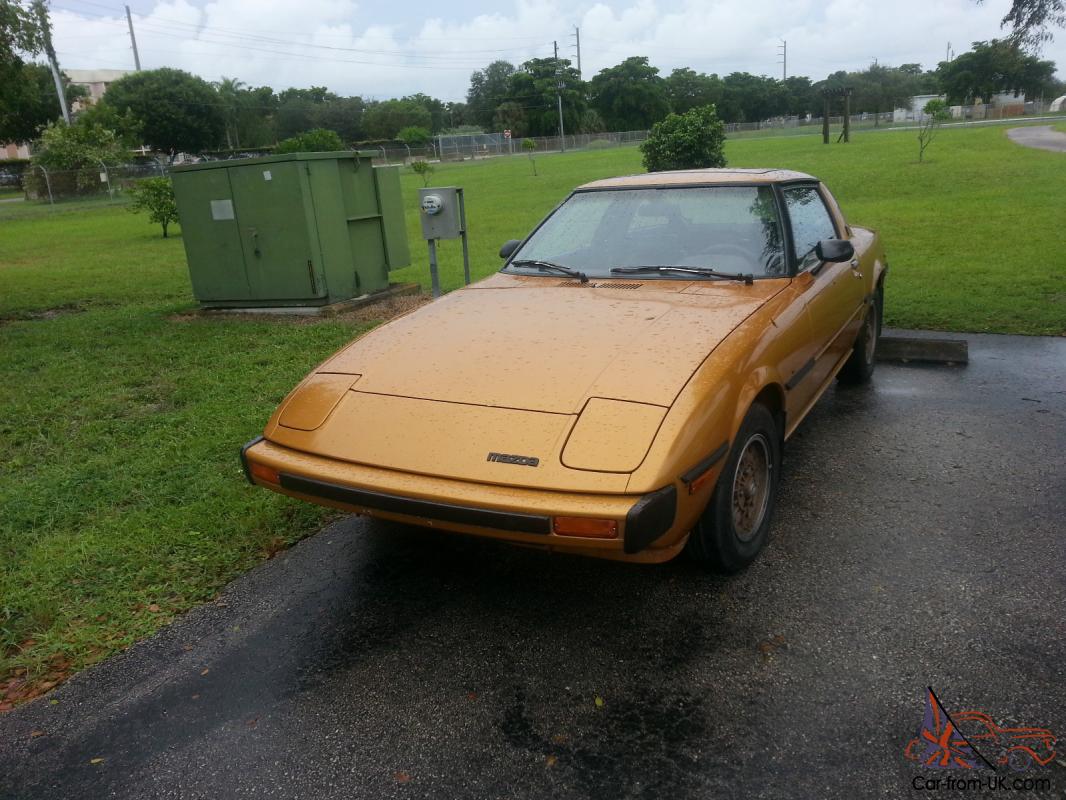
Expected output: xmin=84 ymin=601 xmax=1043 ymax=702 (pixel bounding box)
xmin=686 ymin=404 xmax=781 ymax=573
xmin=838 ymin=287 xmax=881 ymax=384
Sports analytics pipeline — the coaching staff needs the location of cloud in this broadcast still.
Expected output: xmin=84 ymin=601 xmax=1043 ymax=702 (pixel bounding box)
xmin=50 ymin=0 xmax=1064 ymax=100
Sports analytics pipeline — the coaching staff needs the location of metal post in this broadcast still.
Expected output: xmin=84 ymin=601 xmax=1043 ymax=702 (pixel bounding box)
xmin=35 ymin=165 xmax=53 ymax=205
xmin=125 ymin=5 xmax=141 ymax=70
xmin=458 ymin=190 xmax=470 ymax=286
xmin=843 ymin=91 xmax=851 ymax=143
xmin=427 ymin=239 xmax=441 ymax=298
xmin=822 ymin=98 xmax=830 ymax=144
xmin=554 ymin=40 xmax=566 ymax=152
xmin=96 ymin=158 xmax=113 ymax=199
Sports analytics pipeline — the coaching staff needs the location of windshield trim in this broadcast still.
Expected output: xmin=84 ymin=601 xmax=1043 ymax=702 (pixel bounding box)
xmin=501 ymin=183 xmax=792 ymax=281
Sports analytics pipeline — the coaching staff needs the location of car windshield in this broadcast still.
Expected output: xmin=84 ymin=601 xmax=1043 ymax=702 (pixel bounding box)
xmin=505 ymin=186 xmax=787 ymax=279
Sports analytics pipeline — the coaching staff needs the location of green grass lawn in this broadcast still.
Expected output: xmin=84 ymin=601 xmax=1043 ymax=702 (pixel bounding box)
xmin=1 ymin=124 xmax=1064 ymax=701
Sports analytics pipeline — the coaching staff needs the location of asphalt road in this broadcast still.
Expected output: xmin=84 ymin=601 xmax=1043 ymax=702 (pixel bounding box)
xmin=2 ymin=331 xmax=1065 ymax=800
xmin=1007 ymin=125 xmax=1066 ymax=152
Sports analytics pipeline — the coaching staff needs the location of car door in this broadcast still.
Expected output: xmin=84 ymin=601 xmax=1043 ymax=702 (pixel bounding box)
xmin=782 ymin=184 xmax=865 ymax=400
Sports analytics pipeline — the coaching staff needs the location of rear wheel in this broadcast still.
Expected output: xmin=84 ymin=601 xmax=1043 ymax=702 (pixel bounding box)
xmin=687 ymin=404 xmax=781 ymax=573
xmin=838 ymin=286 xmax=881 ymax=384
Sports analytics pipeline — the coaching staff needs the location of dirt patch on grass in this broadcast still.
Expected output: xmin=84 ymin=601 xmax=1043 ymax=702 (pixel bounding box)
xmin=169 ymin=293 xmax=430 ymax=327
xmin=0 ymin=303 xmax=86 ymax=325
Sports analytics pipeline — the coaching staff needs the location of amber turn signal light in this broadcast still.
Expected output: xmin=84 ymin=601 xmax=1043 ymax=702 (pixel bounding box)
xmin=553 ymin=516 xmax=619 ymax=539
xmin=249 ymin=462 xmax=280 ymax=485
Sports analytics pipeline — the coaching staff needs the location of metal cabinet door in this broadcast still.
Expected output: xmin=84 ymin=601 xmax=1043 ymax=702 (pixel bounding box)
xmin=228 ymin=162 xmax=325 ymax=302
xmin=172 ymin=168 xmax=249 ymax=302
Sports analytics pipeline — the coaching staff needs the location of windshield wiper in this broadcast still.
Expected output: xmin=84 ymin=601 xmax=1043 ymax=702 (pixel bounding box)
xmin=510 ymin=259 xmax=589 ymax=283
xmin=610 ymin=265 xmax=754 ymax=285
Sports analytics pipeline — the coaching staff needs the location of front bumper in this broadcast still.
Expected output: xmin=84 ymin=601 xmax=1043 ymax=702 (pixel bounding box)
xmin=240 ymin=436 xmax=682 ymax=562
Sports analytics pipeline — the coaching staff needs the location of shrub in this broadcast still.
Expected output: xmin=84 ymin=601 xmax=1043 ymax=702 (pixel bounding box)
xmin=28 ymin=120 xmax=127 ymax=197
xmin=397 ymin=126 xmax=431 ymax=146
xmin=639 ymin=105 xmax=726 ymax=173
xmin=410 ymin=159 xmax=435 ymax=186
xmin=128 ymin=177 xmax=178 ymax=238
xmin=523 ymin=137 xmax=538 ymax=176
xmin=274 ymin=129 xmax=346 ymax=154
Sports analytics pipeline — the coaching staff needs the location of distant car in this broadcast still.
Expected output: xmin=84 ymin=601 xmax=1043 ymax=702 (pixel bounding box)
xmin=242 ymin=169 xmax=887 ymax=571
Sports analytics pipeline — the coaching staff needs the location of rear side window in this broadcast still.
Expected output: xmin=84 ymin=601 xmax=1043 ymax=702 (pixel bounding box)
xmin=783 ymin=186 xmax=837 ymax=268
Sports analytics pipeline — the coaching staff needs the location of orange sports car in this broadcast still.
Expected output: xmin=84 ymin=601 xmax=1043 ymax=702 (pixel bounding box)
xmin=242 ymin=169 xmax=887 ymax=571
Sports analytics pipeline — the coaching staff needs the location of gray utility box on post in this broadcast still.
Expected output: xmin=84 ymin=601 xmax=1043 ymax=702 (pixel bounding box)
xmin=417 ymin=186 xmax=470 ymax=297
xmin=418 ymin=187 xmax=464 ymax=239
xmin=171 ymin=151 xmax=411 ymax=309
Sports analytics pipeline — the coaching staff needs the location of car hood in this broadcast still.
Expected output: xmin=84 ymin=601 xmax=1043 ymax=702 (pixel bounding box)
xmin=317 ymin=274 xmax=787 ymax=414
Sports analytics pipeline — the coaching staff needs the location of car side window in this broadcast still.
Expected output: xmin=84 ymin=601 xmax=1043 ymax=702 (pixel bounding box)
xmin=783 ymin=186 xmax=837 ymax=270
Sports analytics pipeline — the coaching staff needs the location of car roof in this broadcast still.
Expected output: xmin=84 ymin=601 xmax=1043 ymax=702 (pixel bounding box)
xmin=578 ymin=168 xmax=818 ymax=190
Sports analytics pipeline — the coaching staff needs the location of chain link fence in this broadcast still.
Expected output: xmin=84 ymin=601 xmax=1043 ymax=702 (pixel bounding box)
xmin=3 ymin=100 xmax=1060 ymax=204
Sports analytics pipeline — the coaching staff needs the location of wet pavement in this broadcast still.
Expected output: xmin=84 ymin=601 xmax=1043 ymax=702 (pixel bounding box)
xmin=1007 ymin=125 xmax=1066 ymax=153
xmin=2 ymin=331 xmax=1065 ymax=799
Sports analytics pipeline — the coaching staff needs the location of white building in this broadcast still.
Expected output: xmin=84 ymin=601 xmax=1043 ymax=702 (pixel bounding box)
xmin=65 ymin=69 xmax=132 ymax=110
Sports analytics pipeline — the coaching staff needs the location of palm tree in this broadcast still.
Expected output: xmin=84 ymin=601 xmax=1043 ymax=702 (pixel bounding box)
xmin=214 ymin=76 xmax=246 ymax=149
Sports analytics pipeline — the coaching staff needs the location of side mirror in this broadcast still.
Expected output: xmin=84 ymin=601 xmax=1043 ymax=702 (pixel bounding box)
xmin=815 ymin=239 xmax=855 ymax=263
xmin=499 ymin=239 xmax=521 ymax=259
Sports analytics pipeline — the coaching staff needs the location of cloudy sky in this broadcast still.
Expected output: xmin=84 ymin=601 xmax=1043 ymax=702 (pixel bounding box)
xmin=47 ymin=0 xmax=1065 ymax=101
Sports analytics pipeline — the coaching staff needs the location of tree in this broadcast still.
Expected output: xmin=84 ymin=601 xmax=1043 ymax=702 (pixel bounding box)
xmin=466 ymin=60 xmax=515 ymax=129
xmin=720 ymin=73 xmax=785 ymax=122
xmin=995 ymin=0 xmax=1066 ymax=48
xmin=937 ymin=40 xmax=1057 ymax=102
xmin=492 ymin=101 xmax=527 ymax=136
xmin=76 ymin=100 xmax=142 ymax=148
xmin=274 ymin=128 xmax=345 ymax=153
xmin=128 ymin=177 xmax=178 ymax=238
xmin=1 ymin=0 xmax=44 ymax=66
xmin=590 ymin=56 xmax=671 ymax=130
xmin=1 ymin=0 xmax=48 ymax=140
xmin=665 ymin=68 xmax=723 ymax=114
xmin=312 ymin=96 xmax=365 ymax=142
xmin=640 ymin=105 xmax=726 ymax=172
xmin=214 ymin=76 xmax=245 ymax=149
xmin=410 ymin=159 xmax=434 ymax=186
xmin=917 ymin=99 xmax=950 ymax=161
xmin=363 ymin=99 xmax=432 ymax=139
xmin=0 ymin=63 xmax=84 ymax=143
xmin=402 ymin=93 xmax=446 ymax=133
xmin=103 ymin=68 xmax=224 ymax=153
xmin=850 ymin=64 xmax=922 ymax=122
xmin=505 ymin=57 xmax=586 ymax=137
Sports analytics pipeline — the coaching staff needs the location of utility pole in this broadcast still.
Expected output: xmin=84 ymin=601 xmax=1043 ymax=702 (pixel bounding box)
xmin=32 ymin=0 xmax=70 ymax=124
xmin=946 ymin=42 xmax=953 ymax=62
xmin=570 ymin=26 xmax=581 ymax=79
xmin=125 ymin=5 xmax=142 ymax=70
xmin=777 ymin=39 xmax=786 ymax=81
xmin=554 ymin=40 xmax=566 ymax=152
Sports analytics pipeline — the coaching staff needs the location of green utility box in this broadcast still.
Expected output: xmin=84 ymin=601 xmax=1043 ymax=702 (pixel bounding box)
xmin=171 ymin=151 xmax=410 ymax=308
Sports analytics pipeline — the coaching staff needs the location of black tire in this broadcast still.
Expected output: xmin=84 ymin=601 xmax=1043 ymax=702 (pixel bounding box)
xmin=686 ymin=404 xmax=781 ymax=573
xmin=838 ymin=286 xmax=882 ymax=384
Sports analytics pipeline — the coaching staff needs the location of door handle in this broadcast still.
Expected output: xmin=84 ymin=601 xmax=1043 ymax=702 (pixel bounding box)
xmin=850 ymin=259 xmax=862 ymax=278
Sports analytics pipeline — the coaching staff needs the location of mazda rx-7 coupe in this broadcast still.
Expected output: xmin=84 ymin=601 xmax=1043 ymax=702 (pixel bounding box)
xmin=241 ymin=169 xmax=887 ymax=572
